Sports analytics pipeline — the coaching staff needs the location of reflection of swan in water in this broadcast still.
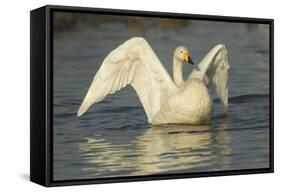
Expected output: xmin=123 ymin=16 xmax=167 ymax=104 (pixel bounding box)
xmin=132 ymin=124 xmax=214 ymax=175
xmin=77 ymin=37 xmax=230 ymax=125
xmin=79 ymin=119 xmax=232 ymax=176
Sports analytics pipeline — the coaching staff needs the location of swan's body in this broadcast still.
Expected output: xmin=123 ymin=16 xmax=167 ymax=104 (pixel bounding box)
xmin=77 ymin=37 xmax=229 ymax=125
xmin=153 ymin=79 xmax=213 ymax=125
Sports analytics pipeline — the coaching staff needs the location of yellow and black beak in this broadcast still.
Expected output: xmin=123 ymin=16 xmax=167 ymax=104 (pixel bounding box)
xmin=183 ymin=52 xmax=194 ymax=65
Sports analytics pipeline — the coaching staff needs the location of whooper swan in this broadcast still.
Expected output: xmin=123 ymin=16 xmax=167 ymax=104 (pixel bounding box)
xmin=77 ymin=37 xmax=230 ymax=125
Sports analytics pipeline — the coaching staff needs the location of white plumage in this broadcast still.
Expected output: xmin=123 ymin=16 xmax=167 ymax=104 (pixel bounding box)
xmin=77 ymin=37 xmax=230 ymax=125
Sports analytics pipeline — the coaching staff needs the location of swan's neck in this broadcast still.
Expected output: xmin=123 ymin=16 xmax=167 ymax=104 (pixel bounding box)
xmin=173 ymin=58 xmax=184 ymax=86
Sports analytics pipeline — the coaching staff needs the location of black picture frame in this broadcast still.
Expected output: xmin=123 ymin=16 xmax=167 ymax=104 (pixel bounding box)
xmin=30 ymin=4 xmax=274 ymax=187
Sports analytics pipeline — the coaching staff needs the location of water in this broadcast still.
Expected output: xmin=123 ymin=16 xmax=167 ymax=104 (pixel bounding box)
xmin=53 ymin=15 xmax=270 ymax=181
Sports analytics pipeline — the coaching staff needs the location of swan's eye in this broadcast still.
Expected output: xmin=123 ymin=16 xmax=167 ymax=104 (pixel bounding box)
xmin=180 ymin=51 xmax=182 ymax=53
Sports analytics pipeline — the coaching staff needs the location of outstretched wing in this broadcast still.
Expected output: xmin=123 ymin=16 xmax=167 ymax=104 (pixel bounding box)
xmin=188 ymin=44 xmax=230 ymax=110
xmin=77 ymin=37 xmax=178 ymax=123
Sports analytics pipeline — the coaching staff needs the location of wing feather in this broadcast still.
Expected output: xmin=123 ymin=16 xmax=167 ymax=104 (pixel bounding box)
xmin=77 ymin=37 xmax=178 ymax=123
xmin=188 ymin=44 xmax=230 ymax=110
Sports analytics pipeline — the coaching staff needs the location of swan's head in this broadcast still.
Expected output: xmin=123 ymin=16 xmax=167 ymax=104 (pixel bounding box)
xmin=174 ymin=46 xmax=194 ymax=65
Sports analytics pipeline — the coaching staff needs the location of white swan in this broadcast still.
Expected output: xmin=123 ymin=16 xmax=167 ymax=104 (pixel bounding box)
xmin=77 ymin=37 xmax=230 ymax=125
